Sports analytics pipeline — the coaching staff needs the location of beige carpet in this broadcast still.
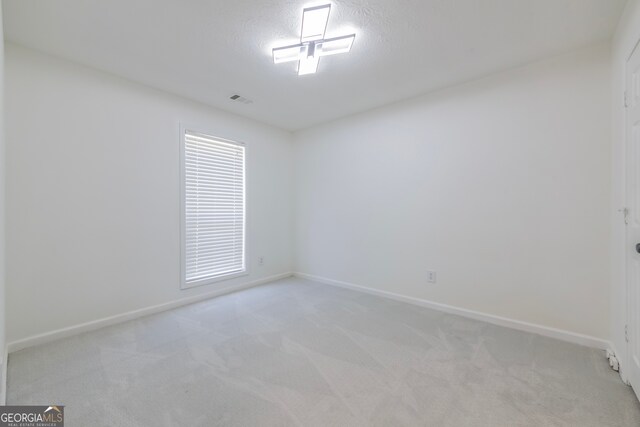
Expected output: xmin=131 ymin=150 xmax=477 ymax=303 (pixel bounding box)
xmin=8 ymin=277 xmax=640 ymax=426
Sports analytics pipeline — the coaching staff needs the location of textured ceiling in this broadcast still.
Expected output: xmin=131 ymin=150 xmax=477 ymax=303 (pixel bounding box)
xmin=2 ymin=0 xmax=626 ymax=130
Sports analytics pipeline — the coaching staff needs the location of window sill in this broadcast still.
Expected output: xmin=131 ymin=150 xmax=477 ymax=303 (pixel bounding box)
xmin=181 ymin=270 xmax=248 ymax=290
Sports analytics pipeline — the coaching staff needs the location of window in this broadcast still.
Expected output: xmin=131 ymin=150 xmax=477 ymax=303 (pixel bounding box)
xmin=181 ymin=128 xmax=246 ymax=288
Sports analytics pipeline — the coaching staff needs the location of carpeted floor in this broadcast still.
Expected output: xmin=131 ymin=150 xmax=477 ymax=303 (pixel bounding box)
xmin=7 ymin=277 xmax=640 ymax=426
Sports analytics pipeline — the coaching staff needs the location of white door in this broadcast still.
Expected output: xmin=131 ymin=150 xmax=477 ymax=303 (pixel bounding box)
xmin=626 ymin=40 xmax=640 ymax=400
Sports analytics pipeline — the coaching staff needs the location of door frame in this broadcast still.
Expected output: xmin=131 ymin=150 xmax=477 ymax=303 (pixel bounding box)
xmin=625 ymin=36 xmax=640 ymax=390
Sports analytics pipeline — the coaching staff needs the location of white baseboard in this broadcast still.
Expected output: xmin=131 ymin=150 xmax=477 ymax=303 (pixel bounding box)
xmin=7 ymin=270 xmax=610 ymax=356
xmin=7 ymin=272 xmax=293 ymax=354
xmin=294 ymin=272 xmax=611 ymax=350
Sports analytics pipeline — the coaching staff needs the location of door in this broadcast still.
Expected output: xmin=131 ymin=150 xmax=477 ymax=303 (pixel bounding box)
xmin=626 ymin=40 xmax=640 ymax=400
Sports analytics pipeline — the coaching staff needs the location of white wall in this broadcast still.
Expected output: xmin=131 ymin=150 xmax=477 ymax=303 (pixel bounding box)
xmin=611 ymin=0 xmax=640 ymax=380
xmin=0 ymin=2 xmax=6 ymax=403
xmin=5 ymin=44 xmax=293 ymax=344
xmin=294 ymin=44 xmax=612 ymax=340
xmin=3 ymin=38 xmax=616 ymax=349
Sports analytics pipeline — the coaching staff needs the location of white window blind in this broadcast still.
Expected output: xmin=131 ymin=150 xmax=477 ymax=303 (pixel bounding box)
xmin=182 ymin=130 xmax=245 ymax=287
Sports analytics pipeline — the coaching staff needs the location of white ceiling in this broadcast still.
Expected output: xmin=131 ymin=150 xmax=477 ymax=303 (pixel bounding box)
xmin=2 ymin=0 xmax=626 ymax=131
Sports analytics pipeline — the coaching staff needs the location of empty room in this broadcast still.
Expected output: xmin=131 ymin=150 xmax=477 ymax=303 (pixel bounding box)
xmin=1 ymin=0 xmax=640 ymax=425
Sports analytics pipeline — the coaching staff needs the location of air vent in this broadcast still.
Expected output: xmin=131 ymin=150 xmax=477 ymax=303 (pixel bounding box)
xmin=229 ymin=94 xmax=253 ymax=105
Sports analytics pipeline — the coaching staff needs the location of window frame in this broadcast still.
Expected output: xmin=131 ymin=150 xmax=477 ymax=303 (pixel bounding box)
xmin=179 ymin=124 xmax=248 ymax=290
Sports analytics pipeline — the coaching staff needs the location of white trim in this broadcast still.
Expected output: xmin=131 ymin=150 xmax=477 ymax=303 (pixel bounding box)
xmin=607 ymin=343 xmax=630 ymax=383
xmin=294 ymin=272 xmax=611 ymax=350
xmin=625 ymin=36 xmax=640 ymax=394
xmin=181 ymin=271 xmax=248 ymax=290
xmin=179 ymin=123 xmax=186 ymax=288
xmin=7 ymin=272 xmax=292 ymax=354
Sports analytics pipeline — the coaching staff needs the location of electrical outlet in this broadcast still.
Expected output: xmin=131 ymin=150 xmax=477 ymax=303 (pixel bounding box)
xmin=258 ymin=256 xmax=264 ymax=266
xmin=427 ymin=270 xmax=437 ymax=283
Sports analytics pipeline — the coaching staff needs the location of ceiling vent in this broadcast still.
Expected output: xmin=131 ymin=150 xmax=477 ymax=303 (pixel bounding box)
xmin=229 ymin=94 xmax=253 ymax=105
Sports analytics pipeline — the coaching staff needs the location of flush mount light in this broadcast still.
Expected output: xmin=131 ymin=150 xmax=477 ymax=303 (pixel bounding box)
xmin=273 ymin=44 xmax=308 ymax=64
xmin=272 ymin=4 xmax=355 ymax=75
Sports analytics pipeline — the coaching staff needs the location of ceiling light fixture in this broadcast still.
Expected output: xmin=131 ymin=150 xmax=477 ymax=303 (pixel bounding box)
xmin=272 ymin=4 xmax=355 ymax=76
